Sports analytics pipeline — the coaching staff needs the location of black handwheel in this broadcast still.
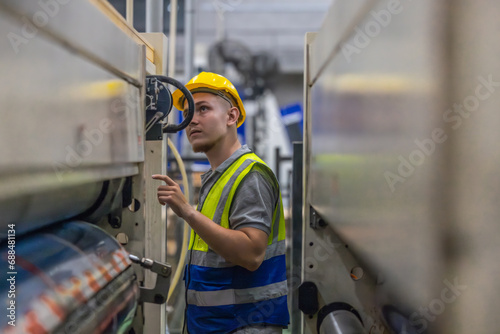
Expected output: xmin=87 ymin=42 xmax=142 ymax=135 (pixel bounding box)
xmin=149 ymin=75 xmax=195 ymax=133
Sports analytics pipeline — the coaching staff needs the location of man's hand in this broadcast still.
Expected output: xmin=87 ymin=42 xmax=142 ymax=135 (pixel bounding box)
xmin=152 ymin=174 xmax=269 ymax=271
xmin=152 ymin=174 xmax=192 ymax=219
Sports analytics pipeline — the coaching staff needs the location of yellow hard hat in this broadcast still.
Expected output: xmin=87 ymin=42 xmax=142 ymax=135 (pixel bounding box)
xmin=172 ymin=72 xmax=246 ymax=127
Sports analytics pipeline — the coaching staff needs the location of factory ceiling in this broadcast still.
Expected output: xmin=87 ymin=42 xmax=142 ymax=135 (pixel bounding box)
xmin=108 ymin=0 xmax=331 ymax=74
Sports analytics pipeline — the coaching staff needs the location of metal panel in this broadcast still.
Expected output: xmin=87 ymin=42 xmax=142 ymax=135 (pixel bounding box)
xmin=310 ymin=0 xmax=376 ymax=83
xmin=0 ymin=4 xmax=144 ymax=184
xmin=143 ymin=140 xmax=167 ymax=334
xmin=443 ymin=1 xmax=500 ymax=333
xmin=305 ymin=0 xmax=450 ymax=332
xmin=1 ymin=0 xmax=143 ymax=84
xmin=305 ymin=30 xmax=387 ymax=334
xmin=0 ymin=0 xmax=145 ymax=240
xmin=0 ymin=10 xmax=143 ymax=170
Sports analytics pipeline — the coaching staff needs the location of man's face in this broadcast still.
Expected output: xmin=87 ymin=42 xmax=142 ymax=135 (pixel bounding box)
xmin=183 ymin=92 xmax=232 ymax=153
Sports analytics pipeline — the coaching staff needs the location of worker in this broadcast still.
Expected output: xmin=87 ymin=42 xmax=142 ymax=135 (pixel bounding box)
xmin=152 ymin=72 xmax=289 ymax=333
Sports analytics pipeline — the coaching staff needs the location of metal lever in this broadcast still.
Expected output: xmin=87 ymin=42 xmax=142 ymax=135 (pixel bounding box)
xmin=148 ymin=75 xmax=195 ymax=133
xmin=129 ymin=254 xmax=172 ymax=304
xmin=145 ymin=111 xmax=164 ymax=133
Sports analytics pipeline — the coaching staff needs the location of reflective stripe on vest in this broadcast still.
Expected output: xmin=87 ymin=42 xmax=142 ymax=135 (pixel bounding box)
xmin=188 ymin=239 xmax=286 ymax=268
xmin=187 ymin=280 xmax=287 ymax=307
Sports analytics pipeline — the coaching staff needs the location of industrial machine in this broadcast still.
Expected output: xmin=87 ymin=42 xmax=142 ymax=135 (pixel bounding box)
xmin=4 ymin=0 xmax=500 ymax=334
xmin=298 ymin=0 xmax=500 ymax=333
xmin=0 ymin=1 xmax=193 ymax=333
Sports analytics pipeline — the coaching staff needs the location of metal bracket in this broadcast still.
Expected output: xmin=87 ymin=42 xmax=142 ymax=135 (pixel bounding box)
xmin=310 ymin=207 xmax=328 ymax=229
xmin=144 ymin=75 xmax=195 ymax=141
xmin=129 ymin=254 xmax=172 ymax=304
xmin=145 ymin=77 xmax=172 ymax=141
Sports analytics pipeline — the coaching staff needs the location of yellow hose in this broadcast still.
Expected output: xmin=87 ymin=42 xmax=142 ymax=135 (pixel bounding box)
xmin=166 ymin=137 xmax=190 ymax=303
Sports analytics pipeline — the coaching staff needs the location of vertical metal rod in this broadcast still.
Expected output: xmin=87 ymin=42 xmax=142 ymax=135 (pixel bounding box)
xmin=183 ymin=0 xmax=194 ymax=81
xmin=146 ymin=0 xmax=164 ymax=33
xmin=275 ymin=146 xmax=281 ymax=182
xmin=291 ymin=142 xmax=303 ymax=334
xmin=168 ymin=0 xmax=178 ymax=77
xmin=126 ymin=0 xmax=134 ymax=26
xmin=216 ymin=7 xmax=226 ymax=41
xmin=167 ymin=0 xmax=178 ymax=132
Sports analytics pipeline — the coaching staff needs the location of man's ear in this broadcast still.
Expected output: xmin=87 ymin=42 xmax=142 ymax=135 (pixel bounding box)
xmin=227 ymin=107 xmax=240 ymax=126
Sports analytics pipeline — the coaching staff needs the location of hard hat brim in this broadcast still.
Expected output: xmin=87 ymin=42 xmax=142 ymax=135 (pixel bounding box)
xmin=172 ymin=82 xmax=246 ymax=128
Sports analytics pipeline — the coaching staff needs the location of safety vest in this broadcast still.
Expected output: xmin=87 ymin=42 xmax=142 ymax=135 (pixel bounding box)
xmin=185 ymin=152 xmax=289 ymax=333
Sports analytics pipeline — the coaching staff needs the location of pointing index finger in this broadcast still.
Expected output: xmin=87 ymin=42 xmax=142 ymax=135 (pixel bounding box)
xmin=152 ymin=174 xmax=176 ymax=185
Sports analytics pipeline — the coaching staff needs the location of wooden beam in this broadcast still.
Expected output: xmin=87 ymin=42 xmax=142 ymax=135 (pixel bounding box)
xmin=89 ymin=0 xmax=155 ymax=64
